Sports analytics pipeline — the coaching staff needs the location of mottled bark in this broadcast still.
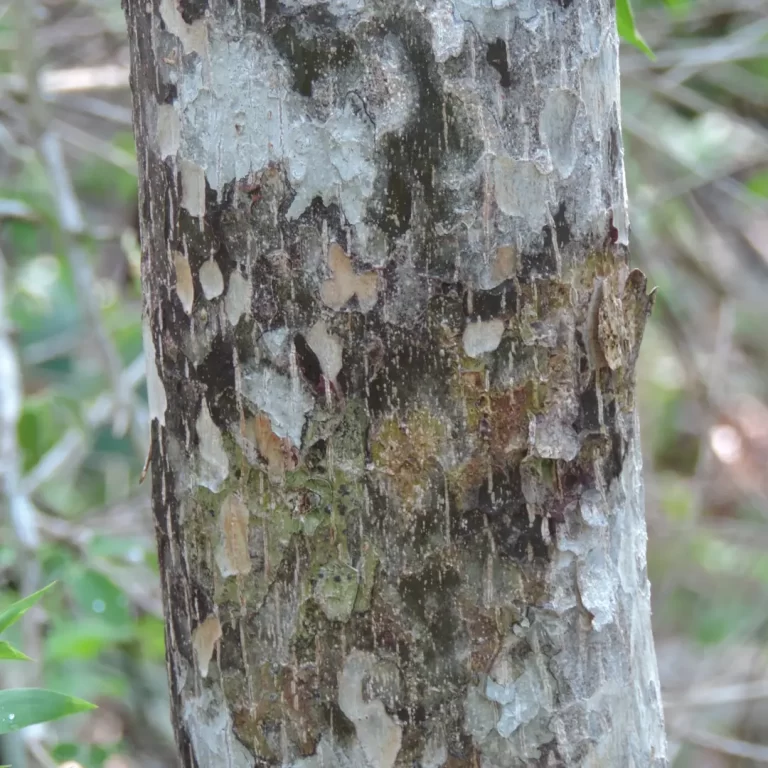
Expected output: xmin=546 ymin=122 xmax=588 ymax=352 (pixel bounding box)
xmin=125 ymin=0 xmax=668 ymax=765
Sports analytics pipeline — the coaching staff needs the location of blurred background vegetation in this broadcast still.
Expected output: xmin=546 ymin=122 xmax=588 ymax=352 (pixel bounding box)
xmin=0 ymin=0 xmax=767 ymax=766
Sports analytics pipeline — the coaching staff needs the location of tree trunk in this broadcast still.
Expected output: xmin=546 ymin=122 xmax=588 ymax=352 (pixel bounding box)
xmin=125 ymin=0 xmax=668 ymax=765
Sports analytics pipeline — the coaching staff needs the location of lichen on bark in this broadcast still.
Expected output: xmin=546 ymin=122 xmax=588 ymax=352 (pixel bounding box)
xmin=125 ymin=0 xmax=668 ymax=765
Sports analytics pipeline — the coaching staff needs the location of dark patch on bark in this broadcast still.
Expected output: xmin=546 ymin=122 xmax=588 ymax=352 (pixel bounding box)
xmin=327 ymin=701 xmax=357 ymax=742
xmin=366 ymin=320 xmax=453 ymax=417
xmin=447 ymin=733 xmax=482 ymax=764
xmin=453 ymin=466 xmax=550 ymax=561
xmin=178 ymin=0 xmax=208 ymax=24
xmin=189 ymin=578 xmax=216 ymax=626
xmin=291 ymin=195 xmax=349 ymax=249
xmin=237 ymin=0 xmax=280 ymax=27
xmin=486 ymin=38 xmax=512 ymax=87
xmin=366 ymin=10 xmax=455 ymax=256
xmin=294 ymin=332 xmax=324 ymax=393
xmin=577 ymin=373 xmax=601 ymax=433
xmin=334 ymin=316 xmax=373 ymax=398
xmin=378 ymin=133 xmax=414 ymax=239
xmin=399 ymin=562 xmax=462 ymax=654
xmin=196 ymin=336 xmax=239 ymax=426
xmin=552 ymin=201 xmax=571 ymax=248
xmin=464 ymin=279 xmax=518 ymax=320
xmin=534 ymin=741 xmax=567 ymax=766
xmin=176 ymin=203 xmax=232 ymax=281
xmin=270 ymin=14 xmax=357 ymax=97
xmin=608 ymin=119 xmax=620 ymax=178
xmin=521 ymin=240 xmax=559 ymax=280
xmin=161 ymin=81 xmax=178 ymax=105
xmin=607 ymin=431 xmax=628 ymax=483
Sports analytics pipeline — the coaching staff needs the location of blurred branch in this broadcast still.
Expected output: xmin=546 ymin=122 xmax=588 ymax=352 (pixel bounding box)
xmin=0 ymin=246 xmax=39 ymax=550
xmin=24 ymin=736 xmax=58 ymax=768
xmin=669 ymin=718 xmax=768 ymax=762
xmin=690 ymin=301 xmax=735 ymax=522
xmin=12 ymin=0 xmax=136 ymax=444
xmin=53 ymin=117 xmax=137 ymax=174
xmin=36 ymin=508 xmax=162 ymax=618
xmin=626 ymin=75 xmax=768 ymax=156
xmin=624 ymin=111 xmax=767 ymax=213
xmin=55 ymin=94 xmax=133 ymax=126
xmin=18 ymin=354 xmax=146 ymax=498
xmin=667 ymin=679 xmax=768 ymax=710
xmin=0 ymin=64 xmax=129 ymax=96
xmin=38 ymin=131 xmax=136 ymax=440
xmin=704 ymin=63 xmax=768 ymax=109
xmin=37 ymin=493 xmax=152 ymax=543
xmin=22 ymin=331 xmax=86 ymax=366
xmin=622 ymin=17 xmax=768 ymax=76
xmin=0 ymin=198 xmax=37 ymax=220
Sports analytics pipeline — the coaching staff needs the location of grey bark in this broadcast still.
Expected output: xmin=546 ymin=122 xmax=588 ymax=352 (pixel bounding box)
xmin=125 ymin=0 xmax=668 ymax=765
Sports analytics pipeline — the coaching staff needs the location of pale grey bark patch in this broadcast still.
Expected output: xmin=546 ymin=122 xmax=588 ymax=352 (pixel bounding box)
xmin=199 ymin=258 xmax=224 ymax=300
xmin=428 ymin=0 xmax=467 ymax=63
xmin=539 ymin=90 xmax=580 ymax=179
xmin=241 ymin=365 xmax=314 ymax=446
xmin=143 ymin=316 xmax=167 ymax=426
xmin=174 ymin=251 xmax=195 ymax=315
xmin=462 ymin=318 xmax=505 ymax=357
xmin=179 ymin=158 xmax=206 ymax=219
xmin=337 ymin=651 xmax=403 ymax=768
xmin=223 ymin=271 xmax=251 ymax=325
xmin=195 ymin=397 xmax=229 ymax=491
xmin=183 ymin=687 xmax=255 ymax=768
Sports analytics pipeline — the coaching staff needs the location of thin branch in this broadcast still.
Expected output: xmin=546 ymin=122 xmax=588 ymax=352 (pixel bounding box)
xmin=11 ymin=0 xmax=136 ymax=444
xmin=0 ymin=247 xmax=39 ymax=551
xmin=670 ymin=720 xmax=768 ymax=763
xmin=40 ymin=64 xmax=129 ymax=94
xmin=623 ymin=112 xmax=768 ymax=213
xmin=622 ymin=17 xmax=768 ymax=75
xmin=0 ymin=198 xmax=36 ymax=220
xmin=55 ymin=94 xmax=134 ymax=126
xmin=0 ymin=64 xmax=130 ymax=96
xmin=666 ymin=679 xmax=768 ymax=710
xmin=53 ymin=117 xmax=137 ymax=174
xmin=24 ymin=736 xmax=59 ymax=768
xmin=36 ymin=508 xmax=162 ymax=618
xmin=18 ymin=354 xmax=146 ymax=497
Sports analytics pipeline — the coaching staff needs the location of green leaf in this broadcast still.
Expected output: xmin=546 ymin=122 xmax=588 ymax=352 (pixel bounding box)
xmin=70 ymin=569 xmax=131 ymax=627
xmin=662 ymin=0 xmax=690 ymax=17
xmin=0 ymin=641 xmax=31 ymax=661
xmin=45 ymin=619 xmax=134 ymax=662
xmin=616 ymin=0 xmax=655 ymax=59
xmin=87 ymin=535 xmax=148 ymax=563
xmin=0 ymin=582 xmax=56 ymax=635
xmin=0 ymin=688 xmax=96 ymax=734
xmin=746 ymin=169 xmax=768 ymax=199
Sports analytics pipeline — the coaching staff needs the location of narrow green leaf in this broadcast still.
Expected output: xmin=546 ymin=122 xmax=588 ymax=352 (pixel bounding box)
xmin=0 ymin=641 xmax=31 ymax=661
xmin=0 ymin=688 xmax=96 ymax=734
xmin=0 ymin=582 xmax=56 ymax=635
xmin=746 ymin=169 xmax=768 ymax=199
xmin=616 ymin=0 xmax=655 ymax=59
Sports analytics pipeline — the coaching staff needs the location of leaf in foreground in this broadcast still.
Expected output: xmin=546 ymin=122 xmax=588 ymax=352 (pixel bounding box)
xmin=0 ymin=582 xmax=56 ymax=635
xmin=616 ymin=0 xmax=655 ymax=59
xmin=0 ymin=688 xmax=96 ymax=734
xmin=0 ymin=641 xmax=31 ymax=661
